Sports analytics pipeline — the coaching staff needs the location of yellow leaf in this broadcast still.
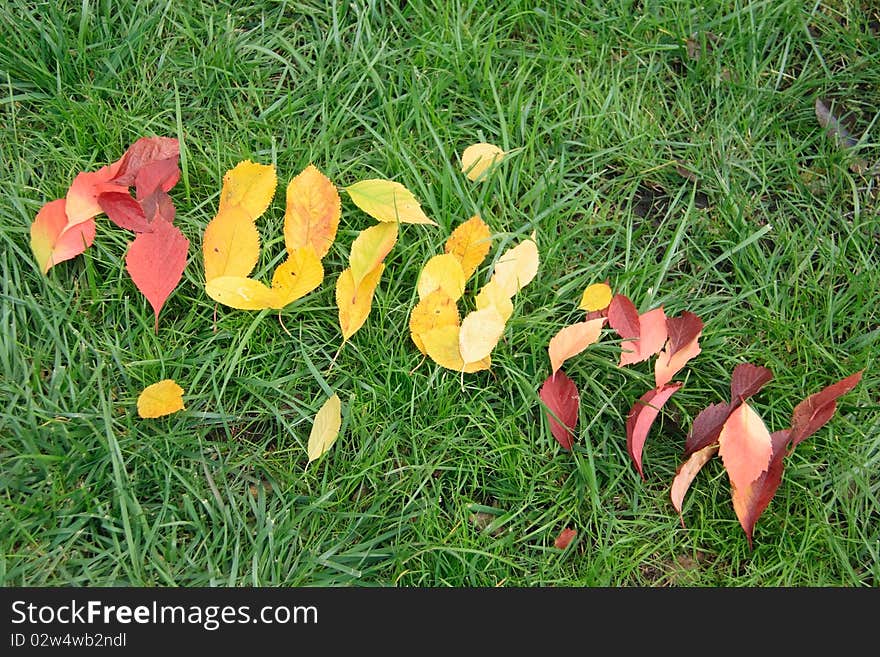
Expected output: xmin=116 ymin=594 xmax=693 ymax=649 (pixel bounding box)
xmin=461 ymin=142 xmax=505 ymax=181
xmin=202 ymin=206 xmax=260 ymax=281
xmin=547 ymin=318 xmax=606 ymax=374
xmin=492 ymin=236 xmax=539 ymax=296
xmin=205 ymin=276 xmax=280 ymax=310
xmin=350 ymin=222 xmax=398 ymax=288
xmin=218 ymin=160 xmax=278 ymax=219
xmin=421 ymin=325 xmax=491 ymax=373
xmin=137 ymin=379 xmax=185 ymax=419
xmin=336 ymin=264 xmax=385 ymax=341
xmin=416 ymin=253 xmax=466 ymax=302
xmin=409 ymin=289 xmax=460 ymax=355
xmin=444 ymin=214 xmax=492 ymax=279
xmin=579 ymin=282 xmax=613 ymax=312
xmin=475 ymin=278 xmax=514 ymax=323
xmin=271 ymin=246 xmax=324 ymax=307
xmin=345 ymin=179 xmax=437 ymax=225
xmin=284 ymin=164 xmax=340 ymax=259
xmin=307 ymin=393 xmax=342 ymax=464
xmin=459 ymin=306 xmax=506 ymax=363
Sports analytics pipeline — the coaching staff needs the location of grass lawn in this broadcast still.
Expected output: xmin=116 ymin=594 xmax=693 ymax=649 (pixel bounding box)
xmin=1 ymin=0 xmax=878 ymax=586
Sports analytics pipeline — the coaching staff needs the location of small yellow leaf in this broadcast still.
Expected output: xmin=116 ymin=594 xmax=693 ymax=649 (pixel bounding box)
xmin=421 ymin=324 xmax=491 ymax=373
xmin=218 ymin=160 xmax=278 ymax=220
xmin=284 ymin=164 xmax=341 ymax=259
xmin=579 ymin=282 xmax=613 ymax=312
xmin=416 ymin=253 xmax=466 ymax=302
xmin=409 ymin=289 xmax=460 ymax=355
xmin=336 ymin=264 xmax=385 ymax=341
xmin=461 ymin=143 xmax=505 ymax=181
xmin=271 ymin=246 xmax=324 ymax=307
xmin=547 ymin=318 xmax=606 ymax=374
xmin=202 ymin=206 xmax=260 ymax=281
xmin=350 ymin=222 xmax=398 ymax=288
xmin=307 ymin=393 xmax=342 ymax=464
xmin=459 ymin=306 xmax=506 ymax=363
xmin=492 ymin=236 xmax=539 ymax=296
xmin=345 ymin=179 xmax=437 ymax=225
xmin=444 ymin=214 xmax=492 ymax=279
xmin=137 ymin=379 xmax=185 ymax=419
xmin=205 ymin=276 xmax=280 ymax=310
xmin=474 ymin=278 xmax=514 ymax=323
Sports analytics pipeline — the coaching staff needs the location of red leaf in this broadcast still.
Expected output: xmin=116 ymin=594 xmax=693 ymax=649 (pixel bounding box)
xmin=731 ymin=430 xmax=791 ymax=547
xmin=684 ymin=402 xmax=731 ymax=456
xmin=30 ymin=199 xmax=97 ymax=273
xmin=98 ymin=192 xmax=152 ymax=232
xmin=670 ymin=443 xmax=719 ymax=520
xmin=125 ymin=220 xmax=189 ymax=332
xmin=718 ymin=402 xmax=773 ymax=495
xmin=730 ymin=363 xmax=773 ymax=404
xmin=665 ymin=311 xmax=703 ymax=355
xmin=539 ymin=370 xmax=580 ymax=451
xmin=607 ymin=294 xmax=640 ymax=339
xmin=112 ymin=137 xmax=180 ymax=187
xmin=141 ymin=189 xmax=176 ymax=224
xmin=789 ymin=371 xmax=862 ymax=446
xmin=554 ymin=527 xmax=577 ymax=549
xmin=625 ymin=382 xmax=682 ymax=478
xmin=135 ymin=157 xmax=180 ymax=200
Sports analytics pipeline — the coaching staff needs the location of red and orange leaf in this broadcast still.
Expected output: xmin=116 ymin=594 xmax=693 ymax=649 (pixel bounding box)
xmin=730 ymin=363 xmax=773 ymax=404
xmin=284 ymin=164 xmax=341 ymax=259
xmin=654 ymin=312 xmax=703 ymax=388
xmin=547 ymin=318 xmax=606 ymax=374
xmin=98 ymin=192 xmax=152 ymax=232
xmin=125 ymin=220 xmax=190 ymax=332
xmin=554 ymin=527 xmax=577 ymax=550
xmin=619 ymin=307 xmax=667 ymax=367
xmin=112 ymin=136 xmax=179 ymax=186
xmin=717 ymin=402 xmax=773 ymax=494
xmin=66 ymin=167 xmax=128 ymax=226
xmin=789 ymin=371 xmax=862 ymax=446
xmin=684 ymin=402 xmax=732 ymax=456
xmin=30 ymin=199 xmax=96 ymax=274
xmin=539 ymin=370 xmax=579 ymax=451
xmin=730 ymin=429 xmax=791 ymax=547
xmin=670 ymin=443 xmax=719 ymax=519
xmin=625 ymin=382 xmax=682 ymax=478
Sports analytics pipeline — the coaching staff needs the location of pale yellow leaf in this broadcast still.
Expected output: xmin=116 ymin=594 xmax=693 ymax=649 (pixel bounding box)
xmin=444 ymin=214 xmax=492 ymax=279
xmin=205 ymin=276 xmax=280 ymax=310
xmin=459 ymin=306 xmax=506 ymax=364
xmin=336 ymin=264 xmax=385 ymax=341
xmin=271 ymin=246 xmax=324 ymax=307
xmin=350 ymin=222 xmax=398 ymax=288
xmin=579 ymin=282 xmax=613 ymax=312
xmin=284 ymin=164 xmax=340 ymax=259
xmin=547 ymin=318 xmax=606 ymax=373
xmin=492 ymin=236 xmax=539 ymax=296
xmin=202 ymin=206 xmax=260 ymax=281
xmin=461 ymin=143 xmax=505 ymax=182
xmin=345 ymin=179 xmax=437 ymax=225
xmin=416 ymin=253 xmax=466 ymax=302
xmin=137 ymin=379 xmax=185 ymax=419
xmin=421 ymin=324 xmax=491 ymax=373
xmin=474 ymin=278 xmax=514 ymax=323
xmin=307 ymin=393 xmax=342 ymax=464
xmin=218 ymin=160 xmax=278 ymax=220
xmin=409 ymin=289 xmax=460 ymax=355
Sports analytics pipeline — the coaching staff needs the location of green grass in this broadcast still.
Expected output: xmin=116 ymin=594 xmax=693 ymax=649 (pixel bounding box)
xmin=1 ymin=0 xmax=878 ymax=586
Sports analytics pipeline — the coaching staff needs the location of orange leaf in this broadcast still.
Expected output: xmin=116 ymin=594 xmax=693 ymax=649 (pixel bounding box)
xmin=654 ymin=312 xmax=703 ymax=387
xmin=547 ymin=318 xmax=606 ymax=374
xmin=65 ymin=166 xmax=128 ymax=226
xmin=730 ymin=430 xmax=790 ymax=547
xmin=718 ymin=402 xmax=773 ymax=494
xmin=553 ymin=527 xmax=577 ymax=550
xmin=283 ymin=164 xmax=340 ymax=259
xmin=30 ymin=199 xmax=96 ymax=274
xmin=444 ymin=214 xmax=492 ymax=279
xmin=670 ymin=444 xmax=719 ymax=519
xmin=619 ymin=307 xmax=667 ymax=367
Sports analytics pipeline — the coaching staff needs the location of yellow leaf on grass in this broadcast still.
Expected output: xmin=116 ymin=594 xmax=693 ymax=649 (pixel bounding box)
xmin=137 ymin=379 xmax=185 ymax=419
xmin=345 ymin=179 xmax=437 ymax=225
xmin=547 ymin=318 xmax=606 ymax=373
xmin=336 ymin=264 xmax=385 ymax=341
xmin=409 ymin=289 xmax=460 ymax=354
xmin=271 ymin=246 xmax=324 ymax=307
xmin=218 ymin=160 xmax=278 ymax=219
xmin=444 ymin=214 xmax=492 ymax=279
xmin=579 ymin=282 xmax=613 ymax=312
xmin=416 ymin=253 xmax=466 ymax=302
xmin=421 ymin=324 xmax=491 ymax=373
xmin=284 ymin=164 xmax=340 ymax=259
xmin=459 ymin=306 xmax=506 ymax=363
xmin=202 ymin=206 xmax=260 ymax=281
xmin=307 ymin=393 xmax=342 ymax=464
xmin=492 ymin=236 xmax=539 ymax=296
xmin=350 ymin=222 xmax=398 ymax=288
xmin=475 ymin=278 xmax=514 ymax=323
xmin=461 ymin=143 xmax=505 ymax=181
xmin=205 ymin=276 xmax=280 ymax=310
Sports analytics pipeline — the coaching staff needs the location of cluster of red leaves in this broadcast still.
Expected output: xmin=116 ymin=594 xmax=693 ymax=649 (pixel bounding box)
xmin=30 ymin=137 xmax=188 ymax=331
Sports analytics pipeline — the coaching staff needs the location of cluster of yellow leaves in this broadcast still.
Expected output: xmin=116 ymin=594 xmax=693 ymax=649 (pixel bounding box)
xmin=547 ymin=282 xmax=613 ymax=373
xmin=410 ymin=215 xmax=539 ymax=372
xmin=202 ymin=161 xmax=338 ymax=310
xmin=336 ymin=179 xmax=436 ymax=342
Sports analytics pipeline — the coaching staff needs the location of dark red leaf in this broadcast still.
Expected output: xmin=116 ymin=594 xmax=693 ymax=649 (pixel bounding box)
xmin=539 ymin=370 xmax=580 ymax=451
xmin=789 ymin=371 xmax=862 ymax=446
xmin=665 ymin=311 xmax=703 ymax=355
xmin=98 ymin=192 xmax=152 ymax=232
xmin=125 ymin=220 xmax=189 ymax=332
xmin=554 ymin=527 xmax=577 ymax=549
xmin=141 ymin=189 xmax=176 ymax=224
xmin=607 ymin=294 xmax=640 ymax=339
xmin=730 ymin=363 xmax=773 ymax=404
xmin=135 ymin=157 xmax=180 ymax=200
xmin=684 ymin=402 xmax=732 ymax=456
xmin=112 ymin=137 xmax=180 ymax=186
xmin=625 ymin=382 xmax=682 ymax=478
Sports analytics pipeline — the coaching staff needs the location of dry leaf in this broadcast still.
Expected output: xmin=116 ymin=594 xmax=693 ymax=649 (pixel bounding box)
xmin=137 ymin=379 xmax=185 ymax=418
xmin=461 ymin=142 xmax=505 ymax=181
xmin=307 ymin=393 xmax=342 ymax=464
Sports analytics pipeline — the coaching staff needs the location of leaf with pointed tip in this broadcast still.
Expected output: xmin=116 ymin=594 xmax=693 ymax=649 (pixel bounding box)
xmin=731 ymin=429 xmax=791 ymax=547
xmin=307 ymin=393 xmax=342 ymax=464
xmin=654 ymin=312 xmax=703 ymax=387
xmin=491 ymin=235 xmax=539 ymax=296
xmin=30 ymin=199 xmax=96 ymax=274
xmin=625 ymin=383 xmax=682 ymax=478
xmin=684 ymin=402 xmax=732 ymax=456
xmin=284 ymin=164 xmax=341 ymax=259
xmin=349 ymin=222 xmax=398 ymax=289
xmin=113 ymin=136 xmax=180 ymax=186
xmin=616 ymin=307 xmax=668 ymax=367
xmin=270 ymin=246 xmax=324 ymax=307
xmin=141 ymin=189 xmax=176 ymax=224
xmin=730 ymin=363 xmax=773 ymax=404
xmin=718 ymin=402 xmax=773 ymax=495
xmin=547 ymin=318 xmax=606 ymax=374
xmin=461 ymin=142 xmax=505 ymax=181
xmin=205 ymin=276 xmax=280 ymax=310
xmin=409 ymin=289 xmax=460 ymax=355
xmin=417 ymin=253 xmax=466 ymax=302
xmin=202 ymin=206 xmax=260 ymax=281
xmin=789 ymin=371 xmax=862 ymax=446
xmin=345 ymin=179 xmax=437 ymax=225
xmin=459 ymin=306 xmax=506 ymax=364
xmin=66 ymin=166 xmax=129 ymax=226
xmin=475 ymin=278 xmax=514 ymax=323
xmin=670 ymin=444 xmax=719 ymax=520
xmin=444 ymin=214 xmax=492 ymax=279
xmin=134 ymin=156 xmax=180 ymax=200
xmin=539 ymin=370 xmax=579 ymax=451
xmin=421 ymin=324 xmax=491 ymax=373
xmin=336 ymin=264 xmax=385 ymax=341
xmin=98 ymin=192 xmax=152 ymax=232
xmin=606 ymin=294 xmax=640 ymax=339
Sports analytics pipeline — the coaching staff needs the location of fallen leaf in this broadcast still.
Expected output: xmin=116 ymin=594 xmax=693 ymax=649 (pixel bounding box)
xmin=789 ymin=370 xmax=862 ymax=446
xmin=579 ymin=282 xmax=613 ymax=312
xmin=730 ymin=363 xmax=774 ymax=404
xmin=98 ymin=192 xmax=153 ymax=232
xmin=284 ymin=164 xmax=340 ymax=259
xmin=444 ymin=214 xmax=492 ymax=279
xmin=270 ymin=246 xmax=324 ymax=307
xmin=205 ymin=276 xmax=281 ymax=310
xmin=618 ymin=307 xmax=668 ymax=367
xmin=459 ymin=306 xmax=506 ymax=364
xmin=670 ymin=444 xmax=720 ymax=518
xmin=137 ymin=379 xmax=185 ymax=418
xmin=684 ymin=401 xmax=732 ymax=456
xmin=539 ymin=370 xmax=579 ymax=450
xmin=421 ymin=324 xmax=491 ymax=373
xmin=491 ymin=235 xmax=539 ymax=296
xmin=417 ymin=253 xmax=466 ymax=302
xmin=30 ymin=199 xmax=96 ymax=274
xmin=730 ymin=429 xmax=790 ymax=547
xmin=217 ymin=159 xmax=278 ymax=219
xmin=113 ymin=136 xmax=180 ymax=187
xmin=349 ymin=221 xmax=398 ymax=288
xmin=409 ymin=289 xmax=460 ymax=355
xmin=65 ymin=166 xmax=129 ymax=226
xmin=134 ymin=156 xmax=180 ymax=200
xmin=654 ymin=311 xmax=702 ymax=387
xmin=718 ymin=402 xmax=773 ymax=494
xmin=202 ymin=205 xmax=260 ymax=281
xmin=547 ymin=318 xmax=606 ymax=374
xmin=307 ymin=393 xmax=342 ymax=464
xmin=625 ymin=382 xmax=682 ymax=478
xmin=461 ymin=142 xmax=505 ymax=181
xmin=554 ymin=527 xmax=577 ymax=550
xmin=475 ymin=278 xmax=514 ymax=323
xmin=336 ymin=264 xmax=385 ymax=341
xmin=345 ymin=178 xmax=437 ymax=225
xmin=606 ymin=294 xmax=640 ymax=339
